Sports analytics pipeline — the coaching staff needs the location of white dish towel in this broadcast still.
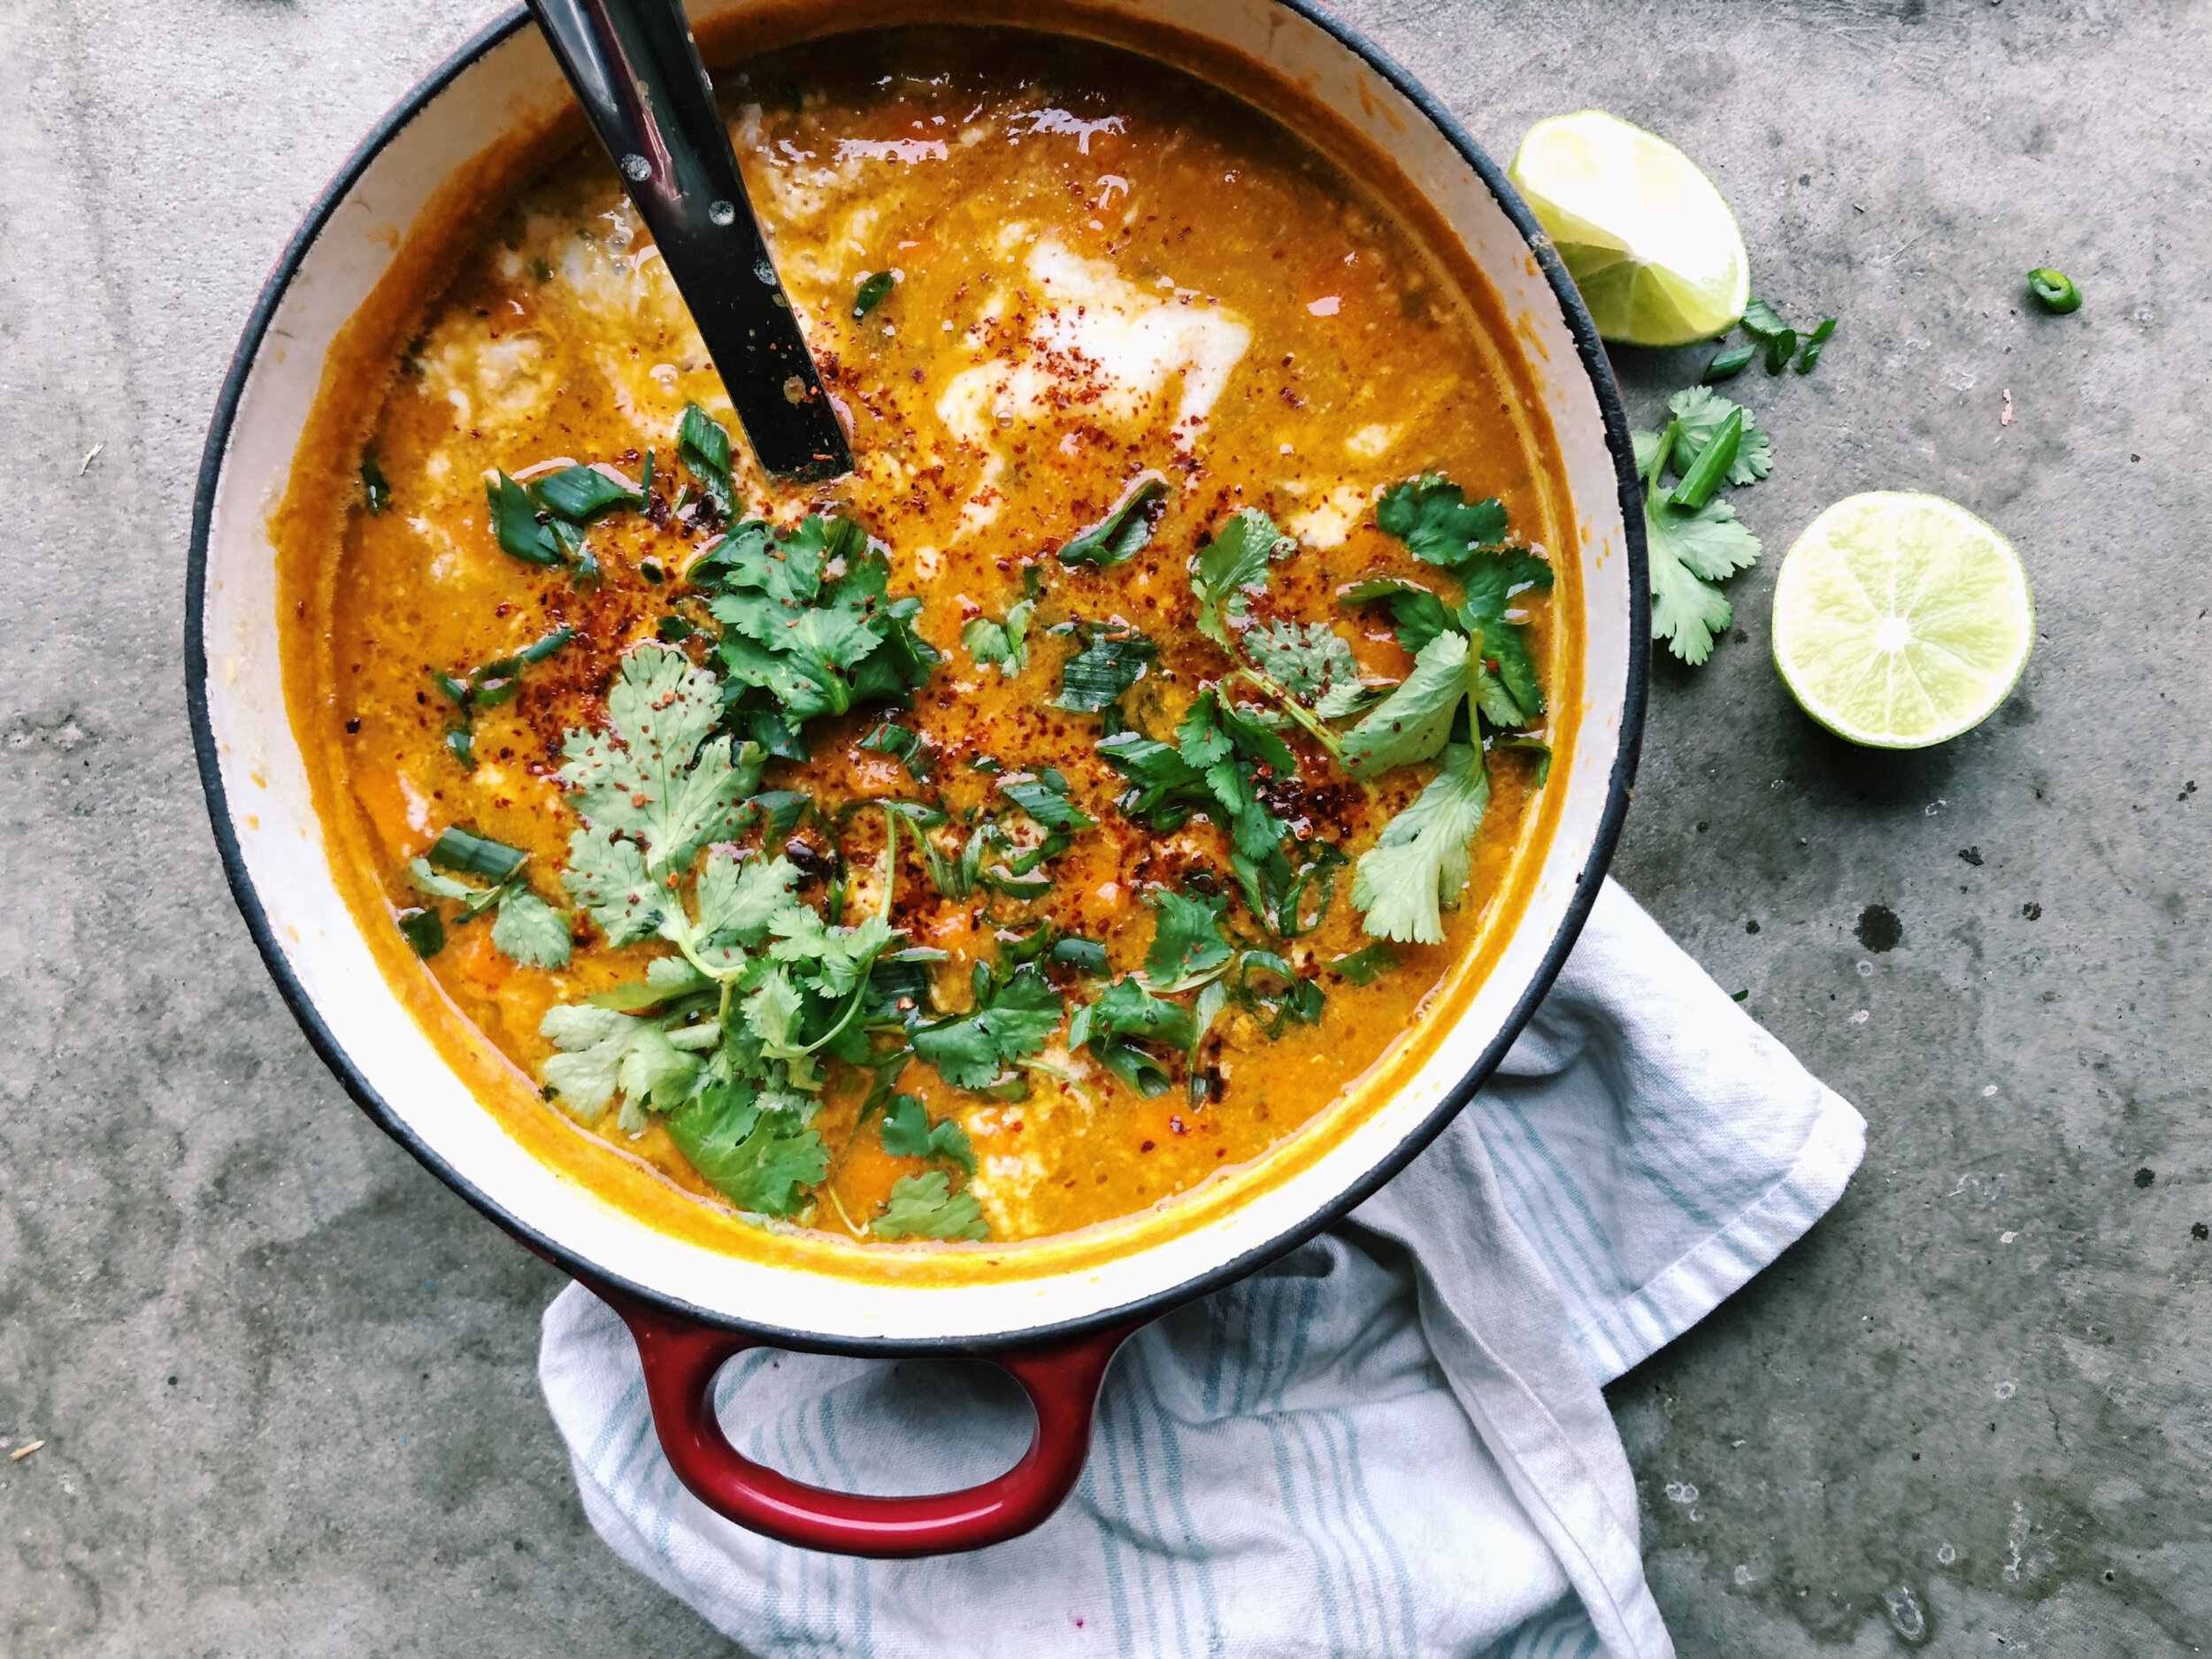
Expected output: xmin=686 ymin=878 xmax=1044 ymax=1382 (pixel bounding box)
xmin=539 ymin=878 xmax=1866 ymax=1658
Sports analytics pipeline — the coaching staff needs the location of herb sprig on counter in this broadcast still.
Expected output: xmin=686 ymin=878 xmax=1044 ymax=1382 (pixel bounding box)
xmin=1634 ymin=385 xmax=1772 ymax=664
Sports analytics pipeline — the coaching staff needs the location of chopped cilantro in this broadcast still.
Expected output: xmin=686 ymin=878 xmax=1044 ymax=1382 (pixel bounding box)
xmin=1375 ymin=474 xmax=1509 ymax=568
xmin=1143 ymin=888 xmax=1234 ymax=991
xmin=664 ymin=1083 xmax=829 ymax=1217
xmin=1057 ymin=471 xmax=1169 ymax=567
xmin=1342 ymin=631 xmax=1474 ymax=779
xmin=964 ymin=572 xmax=1038 ymax=676
xmin=852 ymin=269 xmax=896 ymax=319
xmin=396 ymin=907 xmax=444 ymax=957
xmin=872 ymin=1171 xmax=987 ymax=1240
xmin=1234 ymin=839 xmax=1347 ymax=941
xmin=1066 ymin=976 xmax=1192 ymax=1097
xmin=859 ymin=720 xmax=933 ymax=782
xmin=1247 ymin=620 xmax=1365 ymax=718
xmin=700 ymin=514 xmax=939 ymax=726
xmin=911 ymin=961 xmax=1064 ymax=1091
xmin=1190 ymin=507 xmax=1295 ymax=649
xmin=879 ymin=1093 xmax=976 ymax=1174
xmin=1050 ymin=623 xmax=1156 ymax=714
xmin=1351 ymin=741 xmax=1492 ymax=945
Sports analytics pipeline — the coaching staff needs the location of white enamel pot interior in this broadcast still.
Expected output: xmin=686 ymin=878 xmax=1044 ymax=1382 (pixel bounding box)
xmin=188 ymin=0 xmax=1647 ymax=1357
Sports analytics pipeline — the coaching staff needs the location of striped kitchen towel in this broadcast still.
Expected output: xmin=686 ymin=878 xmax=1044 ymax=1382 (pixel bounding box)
xmin=538 ymin=877 xmax=1866 ymax=1657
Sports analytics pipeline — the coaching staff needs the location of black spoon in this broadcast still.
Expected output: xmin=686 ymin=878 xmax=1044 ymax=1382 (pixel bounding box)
xmin=525 ymin=0 xmax=852 ymax=482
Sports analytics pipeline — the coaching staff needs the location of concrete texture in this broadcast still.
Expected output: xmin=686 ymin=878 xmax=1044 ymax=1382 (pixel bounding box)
xmin=3 ymin=0 xmax=2206 ymax=1653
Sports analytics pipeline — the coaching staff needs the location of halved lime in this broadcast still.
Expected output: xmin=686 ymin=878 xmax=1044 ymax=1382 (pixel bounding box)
xmin=1771 ymin=493 xmax=2033 ymax=749
xmin=1509 ymin=111 xmax=1749 ymax=348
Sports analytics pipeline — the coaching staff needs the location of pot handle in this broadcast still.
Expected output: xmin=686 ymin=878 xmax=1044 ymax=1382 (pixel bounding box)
xmin=591 ymin=1282 xmax=1139 ymax=1558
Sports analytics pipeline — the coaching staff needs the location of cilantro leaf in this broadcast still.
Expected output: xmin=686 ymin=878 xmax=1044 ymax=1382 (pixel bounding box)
xmin=1647 ymin=501 xmax=1759 ymax=665
xmin=1455 ymin=550 xmax=1554 ymax=723
xmin=1666 ymin=386 xmax=1771 ymax=486
xmin=694 ymin=850 xmax=797 ymax=955
xmin=485 ymin=471 xmax=562 ymax=566
xmin=396 ymin=908 xmax=443 ymax=957
xmin=911 ymin=962 xmax=1064 ymax=1090
xmin=665 ymin=1085 xmax=827 ymax=1217
xmin=859 ymin=720 xmax=933 ymax=782
xmin=531 ymin=465 xmax=641 ymax=522
xmin=1339 ymin=577 xmax=1458 ymax=656
xmin=1351 ymin=741 xmax=1492 ymax=944
xmin=491 ymin=887 xmax=572 ymax=968
xmin=1191 ymin=509 xmax=1294 ymax=649
xmin=1066 ymin=977 xmax=1193 ymax=1097
xmin=872 ymin=1171 xmax=988 ymax=1240
xmin=963 ymin=600 xmax=1033 ymax=677
xmin=1057 ymin=471 xmax=1169 ymax=567
xmin=1376 ymin=474 xmax=1509 ymax=568
xmin=879 ymin=1094 xmax=976 ymax=1174
xmin=1050 ymin=624 xmax=1156 ymax=714
xmin=1342 ymin=631 xmax=1473 ymax=779
xmin=694 ymin=518 xmax=836 ymax=606
xmin=561 ymin=825 xmax=665 ymax=945
xmin=559 ymin=642 xmax=764 ymax=876
xmin=540 ymin=1005 xmax=650 ymax=1121
xmin=1248 ymin=620 xmax=1360 ymax=712
xmin=1636 ymin=411 xmax=1767 ymax=666
xmin=1144 ymin=889 xmax=1233 ymax=989
xmin=678 ymin=403 xmax=735 ymax=513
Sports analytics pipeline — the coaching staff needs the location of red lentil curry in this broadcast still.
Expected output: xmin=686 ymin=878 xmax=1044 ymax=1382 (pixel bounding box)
xmin=279 ymin=18 xmax=1579 ymax=1264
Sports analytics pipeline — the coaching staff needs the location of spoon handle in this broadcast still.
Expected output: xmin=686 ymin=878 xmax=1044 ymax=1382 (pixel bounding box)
xmin=526 ymin=0 xmax=852 ymax=482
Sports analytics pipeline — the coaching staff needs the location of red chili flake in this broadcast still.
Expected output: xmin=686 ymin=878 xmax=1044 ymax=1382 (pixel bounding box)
xmin=631 ymin=793 xmax=649 ymax=807
xmin=1169 ymin=1116 xmax=1187 ymax=1135
xmin=1139 ymin=1140 xmax=1156 ymax=1153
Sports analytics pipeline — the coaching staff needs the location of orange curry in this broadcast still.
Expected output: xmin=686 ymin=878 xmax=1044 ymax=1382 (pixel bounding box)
xmin=281 ymin=23 xmax=1578 ymax=1253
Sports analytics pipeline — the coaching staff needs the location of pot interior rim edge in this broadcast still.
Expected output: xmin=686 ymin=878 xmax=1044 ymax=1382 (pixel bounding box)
xmin=185 ymin=0 xmax=1649 ymax=1356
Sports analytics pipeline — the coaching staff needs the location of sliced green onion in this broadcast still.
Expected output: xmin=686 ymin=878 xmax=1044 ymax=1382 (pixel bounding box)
xmin=2026 ymin=268 xmax=2081 ymax=313
xmin=1794 ymin=317 xmax=1839 ymax=373
xmin=852 ymin=270 xmax=896 ymax=319
xmin=1702 ymin=342 xmax=1758 ymax=382
xmin=1669 ymin=407 xmax=1744 ymax=512
xmin=427 ymin=826 xmax=527 ymax=883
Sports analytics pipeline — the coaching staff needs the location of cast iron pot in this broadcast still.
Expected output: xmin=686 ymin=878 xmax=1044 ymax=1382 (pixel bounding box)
xmin=188 ymin=0 xmax=1647 ymax=1558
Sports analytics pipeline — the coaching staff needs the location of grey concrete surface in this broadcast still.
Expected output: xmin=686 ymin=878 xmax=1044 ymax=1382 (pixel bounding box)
xmin=2 ymin=0 xmax=2205 ymax=1654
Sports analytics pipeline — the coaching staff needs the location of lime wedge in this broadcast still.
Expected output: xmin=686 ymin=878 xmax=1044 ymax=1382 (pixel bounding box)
xmin=1771 ymin=493 xmax=2034 ymax=749
xmin=1509 ymin=111 xmax=1749 ymax=348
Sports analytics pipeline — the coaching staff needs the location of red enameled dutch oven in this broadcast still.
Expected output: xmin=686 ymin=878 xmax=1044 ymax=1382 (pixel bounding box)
xmin=188 ymin=0 xmax=1647 ymax=1557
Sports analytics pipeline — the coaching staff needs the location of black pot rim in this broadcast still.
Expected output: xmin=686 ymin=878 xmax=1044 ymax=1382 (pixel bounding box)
xmin=186 ymin=0 xmax=1649 ymax=1359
